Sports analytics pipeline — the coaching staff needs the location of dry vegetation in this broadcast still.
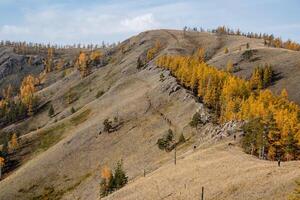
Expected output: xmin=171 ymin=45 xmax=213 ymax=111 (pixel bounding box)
xmin=0 ymin=29 xmax=299 ymax=200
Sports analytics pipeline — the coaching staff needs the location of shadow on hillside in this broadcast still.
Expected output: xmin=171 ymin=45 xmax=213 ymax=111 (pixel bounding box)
xmin=270 ymin=71 xmax=284 ymax=86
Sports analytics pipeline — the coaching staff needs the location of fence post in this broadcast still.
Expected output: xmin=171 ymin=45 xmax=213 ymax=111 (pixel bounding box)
xmin=174 ymin=146 xmax=177 ymax=165
xmin=201 ymin=186 xmax=204 ymax=200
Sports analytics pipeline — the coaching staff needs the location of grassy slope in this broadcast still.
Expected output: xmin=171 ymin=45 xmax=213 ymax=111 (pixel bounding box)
xmin=106 ymin=139 xmax=300 ymax=200
xmin=0 ymin=30 xmax=299 ymax=200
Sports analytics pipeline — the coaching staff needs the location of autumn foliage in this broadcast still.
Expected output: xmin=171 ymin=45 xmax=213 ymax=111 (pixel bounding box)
xmin=156 ymin=51 xmax=300 ymax=160
xmin=100 ymin=161 xmax=128 ymax=197
xmin=146 ymin=41 xmax=161 ymax=62
xmin=20 ymin=75 xmax=38 ymax=116
xmin=76 ymin=50 xmax=103 ymax=78
xmin=9 ymin=133 xmax=18 ymax=153
xmin=43 ymin=48 xmax=54 ymax=73
xmin=211 ymin=26 xmax=300 ymax=51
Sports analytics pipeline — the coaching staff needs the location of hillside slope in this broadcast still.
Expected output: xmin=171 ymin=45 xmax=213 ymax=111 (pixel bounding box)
xmin=0 ymin=29 xmax=299 ymax=200
xmin=105 ymin=140 xmax=300 ymax=200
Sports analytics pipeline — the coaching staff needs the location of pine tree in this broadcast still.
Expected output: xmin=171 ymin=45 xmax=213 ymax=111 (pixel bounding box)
xmin=0 ymin=156 xmax=4 ymax=179
xmin=284 ymin=132 xmax=298 ymax=160
xmin=71 ymin=107 xmax=76 ymax=114
xmin=263 ymin=65 xmax=273 ymax=87
xmin=48 ymin=104 xmax=54 ymax=117
xmin=189 ymin=112 xmax=202 ymax=127
xmin=137 ymin=57 xmax=144 ymax=69
xmin=113 ymin=160 xmax=128 ymax=190
xmin=178 ymin=133 xmax=186 ymax=143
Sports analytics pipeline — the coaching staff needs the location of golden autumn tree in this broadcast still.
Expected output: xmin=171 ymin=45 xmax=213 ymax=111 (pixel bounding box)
xmin=20 ymin=75 xmax=37 ymax=116
xmin=9 ymin=133 xmax=18 ymax=152
xmin=90 ymin=50 xmax=102 ymax=63
xmin=2 ymin=84 xmax=12 ymax=100
xmin=77 ymin=51 xmax=90 ymax=78
xmin=250 ymin=67 xmax=263 ymax=90
xmin=224 ymin=47 xmax=229 ymax=54
xmin=146 ymin=40 xmax=161 ymax=61
xmin=55 ymin=58 xmax=65 ymax=71
xmin=100 ymin=166 xmax=113 ymax=197
xmin=156 ymin=53 xmax=300 ymax=161
xmin=194 ymin=48 xmax=205 ymax=63
xmin=226 ymin=59 xmax=234 ymax=73
xmin=44 ymin=48 xmax=54 ymax=73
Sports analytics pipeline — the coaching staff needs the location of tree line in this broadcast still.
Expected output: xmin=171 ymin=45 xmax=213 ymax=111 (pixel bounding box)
xmin=156 ymin=49 xmax=300 ymax=161
xmin=0 ymin=74 xmax=38 ymax=127
xmin=183 ymin=25 xmax=300 ymax=51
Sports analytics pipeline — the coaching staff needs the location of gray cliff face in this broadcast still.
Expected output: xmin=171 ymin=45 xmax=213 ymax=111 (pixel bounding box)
xmin=0 ymin=47 xmax=44 ymax=95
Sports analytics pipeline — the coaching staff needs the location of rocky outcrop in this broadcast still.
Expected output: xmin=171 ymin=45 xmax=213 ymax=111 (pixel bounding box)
xmin=0 ymin=47 xmax=44 ymax=95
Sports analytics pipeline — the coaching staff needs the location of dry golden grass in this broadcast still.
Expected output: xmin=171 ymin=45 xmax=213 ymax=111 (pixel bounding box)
xmin=0 ymin=29 xmax=299 ymax=200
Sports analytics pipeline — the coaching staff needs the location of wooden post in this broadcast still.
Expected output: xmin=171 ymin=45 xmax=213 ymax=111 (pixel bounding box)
xmin=143 ymin=169 xmax=146 ymax=177
xmin=174 ymin=146 xmax=177 ymax=165
xmin=201 ymin=186 xmax=204 ymax=200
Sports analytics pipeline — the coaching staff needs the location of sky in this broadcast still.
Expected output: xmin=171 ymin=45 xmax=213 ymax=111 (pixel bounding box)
xmin=0 ymin=0 xmax=299 ymax=45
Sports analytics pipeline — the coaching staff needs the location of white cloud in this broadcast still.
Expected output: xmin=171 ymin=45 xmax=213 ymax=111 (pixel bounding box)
xmin=120 ymin=13 xmax=159 ymax=31
xmin=1 ymin=25 xmax=30 ymax=35
xmin=0 ymin=3 xmax=162 ymax=44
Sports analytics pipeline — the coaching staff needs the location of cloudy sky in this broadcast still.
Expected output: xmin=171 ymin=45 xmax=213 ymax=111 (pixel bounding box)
xmin=0 ymin=0 xmax=299 ymax=44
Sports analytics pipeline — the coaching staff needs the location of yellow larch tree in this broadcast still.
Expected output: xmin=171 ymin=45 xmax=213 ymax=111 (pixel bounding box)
xmin=9 ymin=133 xmax=18 ymax=152
xmin=156 ymin=51 xmax=300 ymax=161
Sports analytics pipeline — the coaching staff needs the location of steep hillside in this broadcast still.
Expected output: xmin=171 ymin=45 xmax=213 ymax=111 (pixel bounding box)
xmin=0 ymin=47 xmax=44 ymax=96
xmin=0 ymin=29 xmax=299 ymax=200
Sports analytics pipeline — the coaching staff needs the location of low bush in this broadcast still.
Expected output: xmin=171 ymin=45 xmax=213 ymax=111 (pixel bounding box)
xmin=157 ymin=129 xmax=175 ymax=151
xmin=96 ymin=90 xmax=105 ymax=98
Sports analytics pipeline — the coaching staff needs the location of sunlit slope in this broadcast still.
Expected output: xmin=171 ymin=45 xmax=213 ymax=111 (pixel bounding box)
xmin=0 ymin=29 xmax=299 ymax=200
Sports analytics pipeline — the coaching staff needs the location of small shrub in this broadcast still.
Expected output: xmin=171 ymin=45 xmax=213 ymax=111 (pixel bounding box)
xmin=112 ymin=160 xmax=128 ymax=190
xmin=224 ymin=47 xmax=229 ymax=54
xmin=96 ymin=90 xmax=105 ymax=98
xmin=113 ymin=116 xmax=118 ymax=122
xmin=189 ymin=112 xmax=203 ymax=128
xmin=48 ymin=104 xmax=54 ymax=117
xmin=62 ymin=70 xmax=66 ymax=78
xmin=103 ymin=118 xmax=113 ymax=133
xmin=159 ymin=73 xmax=165 ymax=82
xmin=137 ymin=57 xmax=144 ymax=69
xmin=178 ymin=133 xmax=186 ymax=144
xmin=71 ymin=107 xmax=76 ymax=114
xmin=241 ymin=50 xmax=253 ymax=60
xmin=65 ymin=91 xmax=78 ymax=104
xmin=157 ymin=129 xmax=175 ymax=151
